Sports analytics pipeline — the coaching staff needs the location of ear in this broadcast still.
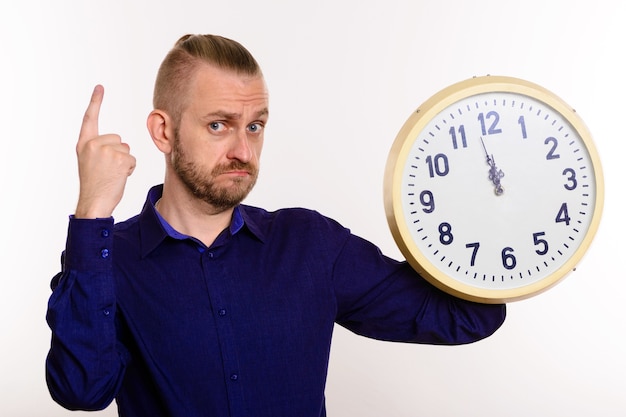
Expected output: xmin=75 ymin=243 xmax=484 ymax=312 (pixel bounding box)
xmin=147 ymin=109 xmax=174 ymax=154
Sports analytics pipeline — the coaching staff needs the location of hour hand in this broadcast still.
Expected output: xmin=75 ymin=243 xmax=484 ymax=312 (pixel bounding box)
xmin=480 ymin=137 xmax=505 ymax=195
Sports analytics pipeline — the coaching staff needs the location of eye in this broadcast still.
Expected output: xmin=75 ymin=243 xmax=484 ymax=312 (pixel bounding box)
xmin=208 ymin=121 xmax=226 ymax=132
xmin=248 ymin=122 xmax=264 ymax=134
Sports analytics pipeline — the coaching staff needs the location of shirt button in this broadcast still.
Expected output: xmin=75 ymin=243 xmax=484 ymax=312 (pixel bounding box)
xmin=208 ymin=252 xmax=214 ymax=258
xmin=100 ymin=248 xmax=110 ymax=259
xmin=218 ymin=309 xmax=227 ymax=317
xmin=230 ymin=374 xmax=238 ymax=381
xmin=103 ymin=309 xmax=110 ymax=316
xmin=101 ymin=228 xmax=110 ymax=238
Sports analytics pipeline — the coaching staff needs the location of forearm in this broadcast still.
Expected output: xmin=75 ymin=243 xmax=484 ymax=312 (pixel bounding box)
xmin=334 ymin=234 xmax=506 ymax=345
xmin=46 ymin=217 xmax=127 ymax=410
xmin=407 ymin=279 xmax=506 ymax=345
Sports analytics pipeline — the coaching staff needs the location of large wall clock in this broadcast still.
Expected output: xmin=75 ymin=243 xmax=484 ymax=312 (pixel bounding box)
xmin=384 ymin=75 xmax=604 ymax=303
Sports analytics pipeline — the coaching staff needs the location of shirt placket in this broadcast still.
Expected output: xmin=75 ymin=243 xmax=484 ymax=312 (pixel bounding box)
xmin=201 ymin=247 xmax=245 ymax=417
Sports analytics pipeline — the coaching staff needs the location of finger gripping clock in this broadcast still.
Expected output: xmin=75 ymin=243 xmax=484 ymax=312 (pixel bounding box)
xmin=384 ymin=75 xmax=604 ymax=303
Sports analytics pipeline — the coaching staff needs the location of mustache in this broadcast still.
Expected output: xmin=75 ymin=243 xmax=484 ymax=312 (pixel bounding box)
xmin=211 ymin=161 xmax=258 ymax=176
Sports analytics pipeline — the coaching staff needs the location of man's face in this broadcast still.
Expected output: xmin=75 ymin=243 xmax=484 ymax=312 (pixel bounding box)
xmin=171 ymin=63 xmax=269 ymax=212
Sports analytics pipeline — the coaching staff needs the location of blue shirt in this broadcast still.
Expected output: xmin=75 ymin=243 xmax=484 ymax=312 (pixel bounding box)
xmin=46 ymin=185 xmax=505 ymax=417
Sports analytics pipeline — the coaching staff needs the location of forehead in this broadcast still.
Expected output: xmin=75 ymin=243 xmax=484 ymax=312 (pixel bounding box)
xmin=186 ymin=63 xmax=269 ymax=113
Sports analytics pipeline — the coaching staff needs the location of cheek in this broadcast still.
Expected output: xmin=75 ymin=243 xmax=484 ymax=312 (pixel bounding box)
xmin=252 ymin=138 xmax=264 ymax=159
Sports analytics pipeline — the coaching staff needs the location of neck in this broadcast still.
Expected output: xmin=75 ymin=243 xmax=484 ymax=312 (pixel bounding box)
xmin=157 ymin=183 xmax=235 ymax=247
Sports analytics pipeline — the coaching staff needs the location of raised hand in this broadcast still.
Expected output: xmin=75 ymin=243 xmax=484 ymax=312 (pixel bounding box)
xmin=74 ymin=85 xmax=136 ymax=218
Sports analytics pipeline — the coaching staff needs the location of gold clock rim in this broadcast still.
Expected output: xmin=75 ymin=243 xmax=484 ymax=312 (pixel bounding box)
xmin=383 ymin=75 xmax=605 ymax=303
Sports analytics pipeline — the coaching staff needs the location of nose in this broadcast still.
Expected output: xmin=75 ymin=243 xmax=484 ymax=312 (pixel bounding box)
xmin=227 ymin=128 xmax=252 ymax=163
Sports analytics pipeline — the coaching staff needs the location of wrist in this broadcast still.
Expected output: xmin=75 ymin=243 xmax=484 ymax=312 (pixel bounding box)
xmin=75 ymin=201 xmax=114 ymax=219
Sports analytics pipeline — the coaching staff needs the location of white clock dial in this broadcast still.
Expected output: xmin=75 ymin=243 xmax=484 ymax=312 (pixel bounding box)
xmin=385 ymin=76 xmax=604 ymax=302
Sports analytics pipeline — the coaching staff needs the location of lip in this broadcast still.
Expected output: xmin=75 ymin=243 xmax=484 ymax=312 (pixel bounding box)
xmin=220 ymin=170 xmax=251 ymax=177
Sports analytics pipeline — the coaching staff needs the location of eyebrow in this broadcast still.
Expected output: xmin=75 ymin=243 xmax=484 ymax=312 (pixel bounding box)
xmin=203 ymin=108 xmax=269 ymax=120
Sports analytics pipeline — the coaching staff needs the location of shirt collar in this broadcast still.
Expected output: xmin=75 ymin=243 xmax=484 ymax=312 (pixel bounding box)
xmin=139 ymin=184 xmax=265 ymax=257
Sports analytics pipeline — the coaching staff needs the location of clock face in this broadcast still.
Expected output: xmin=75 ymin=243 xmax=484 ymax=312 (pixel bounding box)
xmin=385 ymin=76 xmax=604 ymax=303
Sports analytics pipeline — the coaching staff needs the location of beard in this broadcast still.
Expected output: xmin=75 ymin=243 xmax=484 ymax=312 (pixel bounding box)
xmin=171 ymin=134 xmax=259 ymax=212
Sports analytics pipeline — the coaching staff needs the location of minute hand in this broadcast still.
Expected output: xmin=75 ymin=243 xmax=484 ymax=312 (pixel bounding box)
xmin=480 ymin=136 xmax=505 ymax=196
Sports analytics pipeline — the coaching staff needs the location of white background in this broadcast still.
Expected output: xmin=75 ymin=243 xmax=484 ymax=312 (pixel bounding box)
xmin=1 ymin=1 xmax=624 ymax=416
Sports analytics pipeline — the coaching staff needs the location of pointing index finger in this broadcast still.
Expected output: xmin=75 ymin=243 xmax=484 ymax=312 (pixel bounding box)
xmin=78 ymin=84 xmax=104 ymax=145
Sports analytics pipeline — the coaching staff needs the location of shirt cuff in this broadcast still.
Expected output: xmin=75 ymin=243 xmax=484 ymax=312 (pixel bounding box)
xmin=64 ymin=216 xmax=115 ymax=273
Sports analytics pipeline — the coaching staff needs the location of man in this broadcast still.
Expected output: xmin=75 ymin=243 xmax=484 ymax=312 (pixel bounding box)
xmin=46 ymin=34 xmax=506 ymax=417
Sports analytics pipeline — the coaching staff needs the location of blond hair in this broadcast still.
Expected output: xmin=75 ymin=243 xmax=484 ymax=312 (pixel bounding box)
xmin=153 ymin=34 xmax=262 ymax=123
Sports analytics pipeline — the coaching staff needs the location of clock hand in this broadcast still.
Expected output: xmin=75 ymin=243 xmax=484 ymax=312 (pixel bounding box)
xmin=480 ymin=136 xmax=505 ymax=195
